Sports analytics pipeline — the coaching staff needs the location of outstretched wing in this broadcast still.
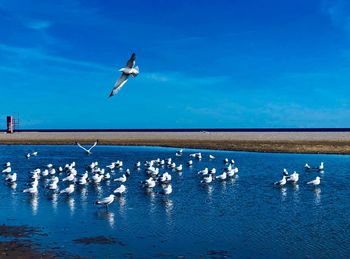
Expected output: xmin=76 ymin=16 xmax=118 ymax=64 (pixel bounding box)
xmin=76 ymin=142 xmax=88 ymax=152
xmin=88 ymin=141 xmax=98 ymax=152
xmin=126 ymin=53 xmax=136 ymax=68
xmin=109 ymin=73 xmax=129 ymax=97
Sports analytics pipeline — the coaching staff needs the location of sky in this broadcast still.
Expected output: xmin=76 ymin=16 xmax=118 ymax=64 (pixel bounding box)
xmin=0 ymin=0 xmax=350 ymax=129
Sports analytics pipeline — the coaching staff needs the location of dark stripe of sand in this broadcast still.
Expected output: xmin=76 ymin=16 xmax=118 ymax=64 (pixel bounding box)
xmin=1 ymin=131 xmax=350 ymax=154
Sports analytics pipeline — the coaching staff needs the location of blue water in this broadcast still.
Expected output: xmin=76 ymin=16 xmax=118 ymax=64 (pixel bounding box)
xmin=1 ymin=145 xmax=350 ymax=258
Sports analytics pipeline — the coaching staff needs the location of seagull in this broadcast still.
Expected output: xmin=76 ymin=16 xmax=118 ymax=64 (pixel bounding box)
xmin=76 ymin=141 xmax=98 ymax=155
xmin=3 ymin=162 xmax=11 ymax=167
xmin=142 ymin=177 xmax=156 ymax=188
xmin=31 ymin=151 xmax=38 ymax=156
xmin=198 ymin=168 xmax=209 ymax=175
xmin=216 ymin=172 xmax=227 ymax=180
xmin=25 ymin=153 xmax=31 ymax=159
xmin=304 ymin=163 xmax=311 ymax=171
xmin=287 ymin=171 xmax=299 ymax=183
xmin=274 ymin=175 xmax=287 ymax=187
xmin=5 ymin=173 xmax=16 ymax=183
xmin=95 ymin=194 xmax=115 ymax=210
xmin=318 ymin=162 xmax=324 ymax=171
xmin=109 ymin=52 xmax=139 ymax=97
xmin=2 ymin=167 xmax=11 ymax=174
xmin=23 ymin=186 xmax=38 ymax=194
xmin=113 ymin=184 xmax=126 ymax=195
xmin=135 ymin=161 xmax=141 ymax=168
xmin=114 ymin=174 xmax=127 ymax=183
xmin=59 ymin=184 xmax=75 ymax=195
xmin=175 ymin=164 xmax=182 ymax=172
xmin=201 ymin=174 xmax=213 ymax=184
xmin=159 ymin=172 xmax=172 ymax=183
xmin=307 ymin=176 xmax=321 ymax=186
xmin=209 ymin=154 xmax=215 ymax=159
xmin=158 ymin=184 xmax=172 ymax=195
xmin=175 ymin=149 xmax=183 ymax=157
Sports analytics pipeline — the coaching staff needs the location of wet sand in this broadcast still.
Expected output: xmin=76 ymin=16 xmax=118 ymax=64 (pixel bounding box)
xmin=1 ymin=131 xmax=350 ymax=154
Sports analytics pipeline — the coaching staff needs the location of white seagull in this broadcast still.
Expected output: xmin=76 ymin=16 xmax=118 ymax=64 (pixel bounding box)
xmin=318 ymin=162 xmax=324 ymax=171
xmin=59 ymin=184 xmax=75 ymax=195
xmin=175 ymin=149 xmax=183 ymax=157
xmin=114 ymin=174 xmax=127 ymax=183
xmin=113 ymin=184 xmax=126 ymax=195
xmin=158 ymin=184 xmax=172 ymax=195
xmin=96 ymin=194 xmax=115 ymax=209
xmin=5 ymin=173 xmax=17 ymax=183
xmin=216 ymin=172 xmax=227 ymax=180
xmin=287 ymin=171 xmax=299 ymax=183
xmin=23 ymin=186 xmax=38 ymax=194
xmin=109 ymin=53 xmax=139 ymax=97
xmin=76 ymin=141 xmax=98 ymax=155
xmin=307 ymin=176 xmax=321 ymax=186
xmin=201 ymin=174 xmax=213 ymax=184
xmin=274 ymin=175 xmax=287 ymax=187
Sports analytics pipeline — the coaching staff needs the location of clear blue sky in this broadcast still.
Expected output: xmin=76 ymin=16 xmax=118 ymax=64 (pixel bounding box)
xmin=0 ymin=0 xmax=349 ymax=129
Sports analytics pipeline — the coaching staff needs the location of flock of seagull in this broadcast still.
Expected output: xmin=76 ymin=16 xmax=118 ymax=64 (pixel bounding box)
xmin=273 ymin=162 xmax=324 ymax=187
xmin=1 ymin=145 xmax=325 ymax=211
xmin=1 ymin=147 xmax=240 ymax=210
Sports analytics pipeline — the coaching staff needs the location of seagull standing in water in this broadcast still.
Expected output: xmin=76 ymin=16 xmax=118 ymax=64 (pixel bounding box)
xmin=109 ymin=53 xmax=139 ymax=97
xmin=95 ymin=194 xmax=115 ymax=210
xmin=76 ymin=141 xmax=98 ymax=155
xmin=274 ymin=175 xmax=287 ymax=187
xmin=307 ymin=176 xmax=321 ymax=186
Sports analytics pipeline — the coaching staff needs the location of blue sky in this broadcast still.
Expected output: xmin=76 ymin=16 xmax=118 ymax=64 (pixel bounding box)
xmin=0 ymin=0 xmax=350 ymax=129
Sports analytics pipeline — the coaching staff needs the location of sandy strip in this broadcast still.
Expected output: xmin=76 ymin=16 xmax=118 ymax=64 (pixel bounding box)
xmin=1 ymin=131 xmax=350 ymax=154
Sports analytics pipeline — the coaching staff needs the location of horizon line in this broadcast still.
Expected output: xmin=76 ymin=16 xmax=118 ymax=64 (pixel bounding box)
xmin=3 ymin=127 xmax=350 ymax=133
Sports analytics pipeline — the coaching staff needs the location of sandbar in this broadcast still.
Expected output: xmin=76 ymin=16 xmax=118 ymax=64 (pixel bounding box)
xmin=1 ymin=131 xmax=350 ymax=154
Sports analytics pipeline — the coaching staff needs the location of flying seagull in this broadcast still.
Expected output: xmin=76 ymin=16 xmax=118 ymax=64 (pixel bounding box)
xmin=76 ymin=141 xmax=98 ymax=155
xmin=109 ymin=52 xmax=139 ymax=97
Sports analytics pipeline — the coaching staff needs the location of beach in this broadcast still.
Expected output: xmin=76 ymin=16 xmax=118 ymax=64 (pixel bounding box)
xmin=1 ymin=131 xmax=350 ymax=154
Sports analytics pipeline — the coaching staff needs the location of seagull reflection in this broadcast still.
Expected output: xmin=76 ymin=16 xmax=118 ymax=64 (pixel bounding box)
xmin=66 ymin=197 xmax=75 ymax=214
xmin=202 ymin=184 xmax=213 ymax=204
xmin=228 ymin=176 xmax=238 ymax=185
xmin=79 ymin=186 xmax=88 ymax=202
xmin=94 ymin=184 xmax=103 ymax=197
xmin=280 ymin=186 xmax=287 ymax=201
xmin=145 ymin=189 xmax=156 ymax=215
xmin=51 ymin=193 xmax=58 ymax=211
xmin=220 ymin=180 xmax=227 ymax=192
xmin=29 ymin=194 xmax=39 ymax=215
xmin=292 ymin=183 xmax=299 ymax=191
xmin=117 ymin=196 xmax=127 ymax=217
xmin=314 ymin=187 xmax=321 ymax=205
xmin=292 ymin=184 xmax=300 ymax=204
xmin=95 ymin=211 xmax=115 ymax=229
xmin=162 ymin=198 xmax=173 ymax=219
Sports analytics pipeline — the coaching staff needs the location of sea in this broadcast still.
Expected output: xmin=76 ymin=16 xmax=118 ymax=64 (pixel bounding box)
xmin=0 ymin=144 xmax=349 ymax=258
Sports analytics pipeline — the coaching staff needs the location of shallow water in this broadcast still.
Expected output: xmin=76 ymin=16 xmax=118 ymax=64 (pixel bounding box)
xmin=0 ymin=145 xmax=350 ymax=258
